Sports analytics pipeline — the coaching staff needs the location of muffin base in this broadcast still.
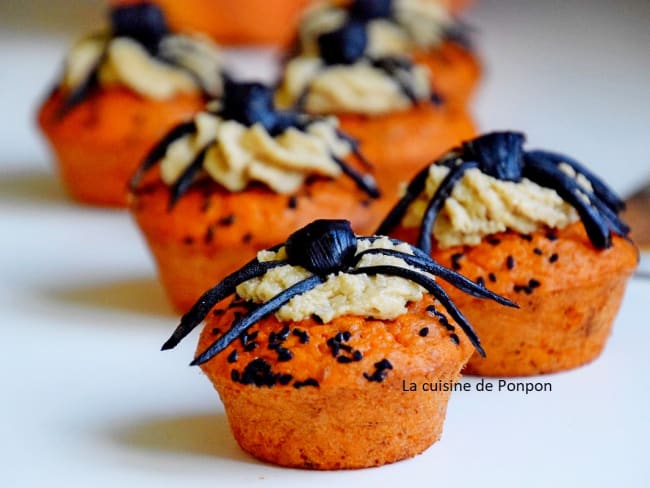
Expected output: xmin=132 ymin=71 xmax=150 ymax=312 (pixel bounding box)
xmin=38 ymin=88 xmax=203 ymax=207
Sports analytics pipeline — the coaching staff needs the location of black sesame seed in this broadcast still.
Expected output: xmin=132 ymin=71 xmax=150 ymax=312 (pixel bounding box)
xmin=244 ymin=342 xmax=259 ymax=352
xmin=242 ymin=233 xmax=253 ymax=244
xmin=506 ymin=255 xmax=515 ymax=270
xmin=476 ymin=276 xmax=485 ymax=287
xmin=375 ymin=359 xmax=393 ymax=371
xmin=311 ymin=314 xmax=324 ymax=325
xmin=546 ymin=231 xmax=558 ymax=241
xmin=487 ymin=236 xmax=501 ymax=246
xmin=239 ymin=358 xmax=276 ymax=387
xmin=352 ymin=350 xmax=363 ymax=361
xmin=450 ymin=334 xmax=460 ymax=345
xmin=419 ymin=327 xmax=429 ymax=337
xmin=211 ymin=327 xmax=221 ymax=336
xmin=292 ymin=328 xmax=309 ymax=344
xmin=204 ymin=224 xmax=216 ymax=244
xmin=227 ymin=350 xmax=238 ymax=363
xmin=334 ymin=332 xmax=346 ymax=343
xmin=287 ymin=195 xmax=298 ymax=209
xmin=549 ymin=253 xmax=559 ymax=263
xmin=231 ymin=370 xmax=240 ymax=382
xmin=426 ymin=305 xmax=437 ymax=314
xmin=212 ymin=308 xmax=225 ymax=316
xmin=488 ymin=273 xmax=497 ymax=283
xmin=520 ymin=234 xmax=533 ymax=242
xmin=278 ymin=374 xmax=293 ymax=385
xmin=529 ymin=279 xmax=541 ymax=289
xmin=533 ymin=248 xmax=543 ymax=255
xmin=277 ymin=326 xmax=291 ymax=341
xmin=327 ymin=337 xmax=341 ymax=357
xmin=276 ymin=347 xmax=293 ymax=362
xmin=294 ymin=378 xmax=319 ymax=389
xmin=219 ymin=214 xmax=235 ymax=226
xmin=451 ymin=253 xmax=464 ymax=271
xmin=337 ymin=356 xmax=353 ymax=364
xmin=342 ymin=331 xmax=351 ymax=341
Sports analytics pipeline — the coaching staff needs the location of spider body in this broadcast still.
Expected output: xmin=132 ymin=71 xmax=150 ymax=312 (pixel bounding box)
xmin=377 ymin=131 xmax=629 ymax=253
xmin=130 ymin=79 xmax=381 ymax=205
xmin=162 ymin=219 xmax=518 ymax=366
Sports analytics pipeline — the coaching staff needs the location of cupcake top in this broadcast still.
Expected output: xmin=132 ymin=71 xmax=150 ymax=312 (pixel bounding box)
xmin=131 ymin=80 xmax=380 ymax=205
xmin=276 ymin=0 xmax=461 ymax=114
xmin=377 ymin=132 xmax=630 ymax=252
xmin=162 ymin=219 xmax=517 ymax=366
xmin=58 ymin=3 xmax=223 ymax=113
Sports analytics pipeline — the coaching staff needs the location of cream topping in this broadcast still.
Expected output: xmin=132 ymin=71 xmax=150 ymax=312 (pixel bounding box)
xmin=277 ymin=58 xmax=431 ymax=115
xmin=237 ymin=237 xmax=429 ymax=323
xmin=160 ymin=114 xmax=350 ymax=194
xmin=299 ymin=0 xmax=451 ymax=56
xmin=401 ymin=162 xmax=593 ymax=248
xmin=62 ymin=33 xmax=222 ymax=99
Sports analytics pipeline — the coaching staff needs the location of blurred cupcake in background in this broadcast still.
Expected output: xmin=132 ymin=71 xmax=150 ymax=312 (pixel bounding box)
xmin=129 ymin=79 xmax=385 ymax=312
xmin=38 ymin=2 xmax=224 ymax=206
xmin=276 ymin=0 xmax=479 ymax=200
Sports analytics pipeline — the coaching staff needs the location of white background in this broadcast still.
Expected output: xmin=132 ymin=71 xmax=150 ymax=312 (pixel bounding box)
xmin=1 ymin=1 xmax=649 ymax=487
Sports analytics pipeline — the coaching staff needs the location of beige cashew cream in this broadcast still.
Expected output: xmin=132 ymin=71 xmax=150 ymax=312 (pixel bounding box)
xmin=401 ymin=161 xmax=594 ymax=248
xmin=299 ymin=0 xmax=451 ymax=56
xmin=236 ymin=237 xmax=432 ymax=323
xmin=277 ymin=58 xmax=431 ymax=115
xmin=62 ymin=33 xmax=222 ymax=99
xmin=160 ymin=113 xmax=351 ymax=194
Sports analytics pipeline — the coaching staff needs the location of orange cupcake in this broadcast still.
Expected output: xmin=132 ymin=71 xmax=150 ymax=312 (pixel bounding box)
xmin=130 ymin=80 xmax=386 ymax=312
xmin=378 ymin=132 xmax=639 ymax=376
xmin=37 ymin=2 xmax=224 ymax=206
xmin=277 ymin=0 xmax=478 ymax=199
xmin=162 ymin=220 xmax=514 ymax=469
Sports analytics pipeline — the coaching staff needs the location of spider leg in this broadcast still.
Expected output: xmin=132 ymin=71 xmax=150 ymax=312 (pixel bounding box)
xmin=161 ymin=259 xmax=289 ymax=351
xmin=527 ymin=150 xmax=625 ymax=211
xmin=191 ymin=275 xmax=324 ymax=365
xmin=375 ymin=166 xmax=432 ymax=236
xmin=335 ymin=129 xmax=373 ymax=170
xmin=332 ymin=156 xmax=381 ymax=198
xmin=168 ymin=140 xmax=214 ymax=209
xmin=352 ymin=249 xmax=518 ymax=308
xmin=349 ymin=265 xmax=485 ymax=357
xmin=417 ymin=161 xmax=478 ymax=255
xmin=130 ymin=120 xmax=196 ymax=190
xmin=522 ymin=155 xmax=612 ymax=249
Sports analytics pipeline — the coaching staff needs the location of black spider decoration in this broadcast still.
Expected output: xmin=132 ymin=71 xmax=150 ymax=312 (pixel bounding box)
xmin=130 ymin=79 xmax=380 ymax=207
xmin=58 ymin=2 xmax=215 ymax=116
xmin=161 ymin=219 xmax=518 ymax=366
xmin=293 ymin=0 xmax=472 ymax=108
xmin=377 ymin=131 xmax=629 ymax=254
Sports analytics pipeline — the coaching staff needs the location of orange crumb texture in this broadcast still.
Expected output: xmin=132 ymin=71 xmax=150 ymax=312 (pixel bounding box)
xmin=394 ymin=222 xmax=639 ymax=376
xmin=37 ymin=88 xmax=204 ymax=206
xmin=196 ymin=295 xmax=474 ymax=469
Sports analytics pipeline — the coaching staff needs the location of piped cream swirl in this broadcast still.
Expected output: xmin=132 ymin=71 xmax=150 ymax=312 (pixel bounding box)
xmin=62 ymin=33 xmax=222 ymax=99
xmin=160 ymin=113 xmax=351 ymax=194
xmin=401 ymin=162 xmax=594 ymax=248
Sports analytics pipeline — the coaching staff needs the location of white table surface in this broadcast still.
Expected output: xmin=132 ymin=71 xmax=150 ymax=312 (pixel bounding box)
xmin=1 ymin=1 xmax=649 ymax=487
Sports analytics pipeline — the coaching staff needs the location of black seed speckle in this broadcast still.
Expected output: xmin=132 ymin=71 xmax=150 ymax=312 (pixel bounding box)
xmin=419 ymin=327 xmax=429 ymax=337
xmin=213 ymin=308 xmax=225 ymax=317
xmin=276 ymin=347 xmax=293 ymax=362
xmin=476 ymin=276 xmax=485 ymax=287
xmin=520 ymin=234 xmax=533 ymax=242
xmin=337 ymin=356 xmax=353 ymax=364
xmin=244 ymin=342 xmax=259 ymax=352
xmin=311 ymin=314 xmax=324 ymax=325
xmin=529 ymin=279 xmax=541 ymax=289
xmin=549 ymin=253 xmax=559 ymax=263
xmin=278 ymin=374 xmax=293 ymax=385
xmin=219 ymin=214 xmax=235 ymax=226
xmin=451 ymin=253 xmax=464 ymax=271
xmin=533 ymin=248 xmax=543 ymax=255
xmin=294 ymin=378 xmax=319 ymax=389
xmin=231 ymin=370 xmax=240 ymax=382
xmin=352 ymin=350 xmax=363 ymax=361
xmin=450 ymin=333 xmax=460 ymax=345
xmin=204 ymin=224 xmax=216 ymax=244
xmin=242 ymin=233 xmax=253 ymax=244
xmin=292 ymin=328 xmax=309 ymax=344
xmin=506 ymin=255 xmax=515 ymax=270
xmin=227 ymin=350 xmax=238 ymax=363
xmin=487 ymin=236 xmax=501 ymax=246
xmin=546 ymin=231 xmax=558 ymax=241
xmin=488 ymin=272 xmax=497 ymax=283
xmin=287 ymin=195 xmax=298 ymax=209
